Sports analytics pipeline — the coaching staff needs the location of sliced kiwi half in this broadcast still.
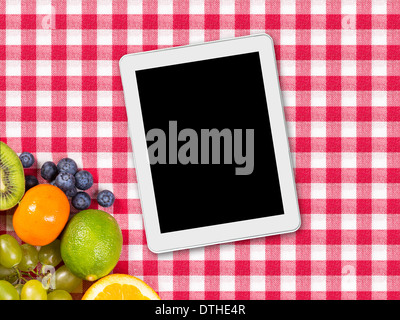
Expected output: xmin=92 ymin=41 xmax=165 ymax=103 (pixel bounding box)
xmin=0 ymin=142 xmax=25 ymax=211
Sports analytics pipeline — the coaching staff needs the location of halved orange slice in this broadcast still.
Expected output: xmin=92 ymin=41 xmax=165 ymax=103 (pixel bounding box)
xmin=82 ymin=274 xmax=161 ymax=300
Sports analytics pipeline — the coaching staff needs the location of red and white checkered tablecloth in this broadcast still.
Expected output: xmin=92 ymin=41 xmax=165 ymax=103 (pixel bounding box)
xmin=1 ymin=0 xmax=399 ymax=300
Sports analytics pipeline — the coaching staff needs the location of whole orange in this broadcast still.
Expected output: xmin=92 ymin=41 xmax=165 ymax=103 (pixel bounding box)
xmin=13 ymin=184 xmax=70 ymax=246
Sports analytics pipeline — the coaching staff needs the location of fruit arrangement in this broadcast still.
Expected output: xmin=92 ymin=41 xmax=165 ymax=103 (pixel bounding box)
xmin=0 ymin=234 xmax=82 ymax=300
xmin=0 ymin=142 xmax=160 ymax=300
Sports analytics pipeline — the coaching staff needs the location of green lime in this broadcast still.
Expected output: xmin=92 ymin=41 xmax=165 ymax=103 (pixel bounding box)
xmin=60 ymin=209 xmax=122 ymax=281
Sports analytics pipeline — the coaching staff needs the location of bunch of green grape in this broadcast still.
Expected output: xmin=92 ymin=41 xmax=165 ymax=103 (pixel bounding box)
xmin=0 ymin=234 xmax=82 ymax=300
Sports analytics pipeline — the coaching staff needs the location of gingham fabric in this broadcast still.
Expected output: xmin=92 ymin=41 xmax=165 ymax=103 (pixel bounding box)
xmin=0 ymin=0 xmax=399 ymax=300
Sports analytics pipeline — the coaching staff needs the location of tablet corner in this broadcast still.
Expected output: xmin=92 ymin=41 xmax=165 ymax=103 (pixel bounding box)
xmin=118 ymin=53 xmax=130 ymax=71
xmin=257 ymin=32 xmax=274 ymax=47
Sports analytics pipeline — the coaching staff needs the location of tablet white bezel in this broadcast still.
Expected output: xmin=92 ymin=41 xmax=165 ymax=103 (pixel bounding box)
xmin=119 ymin=34 xmax=301 ymax=254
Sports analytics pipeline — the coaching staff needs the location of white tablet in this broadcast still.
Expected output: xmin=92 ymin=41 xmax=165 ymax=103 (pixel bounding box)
xmin=119 ymin=34 xmax=301 ymax=253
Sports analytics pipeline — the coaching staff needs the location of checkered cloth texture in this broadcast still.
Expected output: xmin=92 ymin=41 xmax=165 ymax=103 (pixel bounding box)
xmin=0 ymin=0 xmax=399 ymax=300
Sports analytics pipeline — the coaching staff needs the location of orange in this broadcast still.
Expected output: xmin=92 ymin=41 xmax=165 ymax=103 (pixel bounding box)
xmin=82 ymin=274 xmax=161 ymax=300
xmin=13 ymin=184 xmax=70 ymax=246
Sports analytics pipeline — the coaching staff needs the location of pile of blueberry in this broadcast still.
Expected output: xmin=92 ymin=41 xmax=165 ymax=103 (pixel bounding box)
xmin=19 ymin=152 xmax=115 ymax=211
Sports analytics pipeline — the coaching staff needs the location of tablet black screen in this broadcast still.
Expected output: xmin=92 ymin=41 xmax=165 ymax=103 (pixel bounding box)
xmin=136 ymin=52 xmax=284 ymax=234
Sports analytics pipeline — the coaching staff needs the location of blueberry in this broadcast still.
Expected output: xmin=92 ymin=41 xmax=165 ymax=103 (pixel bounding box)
xmin=74 ymin=170 xmax=93 ymax=190
xmin=41 ymin=161 xmax=58 ymax=181
xmin=25 ymin=175 xmax=38 ymax=191
xmin=97 ymin=190 xmax=115 ymax=208
xmin=19 ymin=152 xmax=35 ymax=168
xmin=55 ymin=172 xmax=76 ymax=191
xmin=64 ymin=186 xmax=78 ymax=198
xmin=57 ymin=158 xmax=78 ymax=175
xmin=72 ymin=192 xmax=91 ymax=210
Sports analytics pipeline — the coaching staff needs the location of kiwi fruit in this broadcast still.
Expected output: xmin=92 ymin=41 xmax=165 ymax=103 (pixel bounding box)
xmin=0 ymin=142 xmax=25 ymax=211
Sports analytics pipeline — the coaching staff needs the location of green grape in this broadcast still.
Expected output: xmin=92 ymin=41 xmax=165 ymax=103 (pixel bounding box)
xmin=38 ymin=239 xmax=62 ymax=267
xmin=0 ymin=280 xmax=19 ymax=300
xmin=0 ymin=264 xmax=17 ymax=280
xmin=18 ymin=244 xmax=39 ymax=272
xmin=0 ymin=234 xmax=22 ymax=268
xmin=54 ymin=265 xmax=82 ymax=293
xmin=47 ymin=289 xmax=72 ymax=300
xmin=21 ymin=279 xmax=47 ymax=300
